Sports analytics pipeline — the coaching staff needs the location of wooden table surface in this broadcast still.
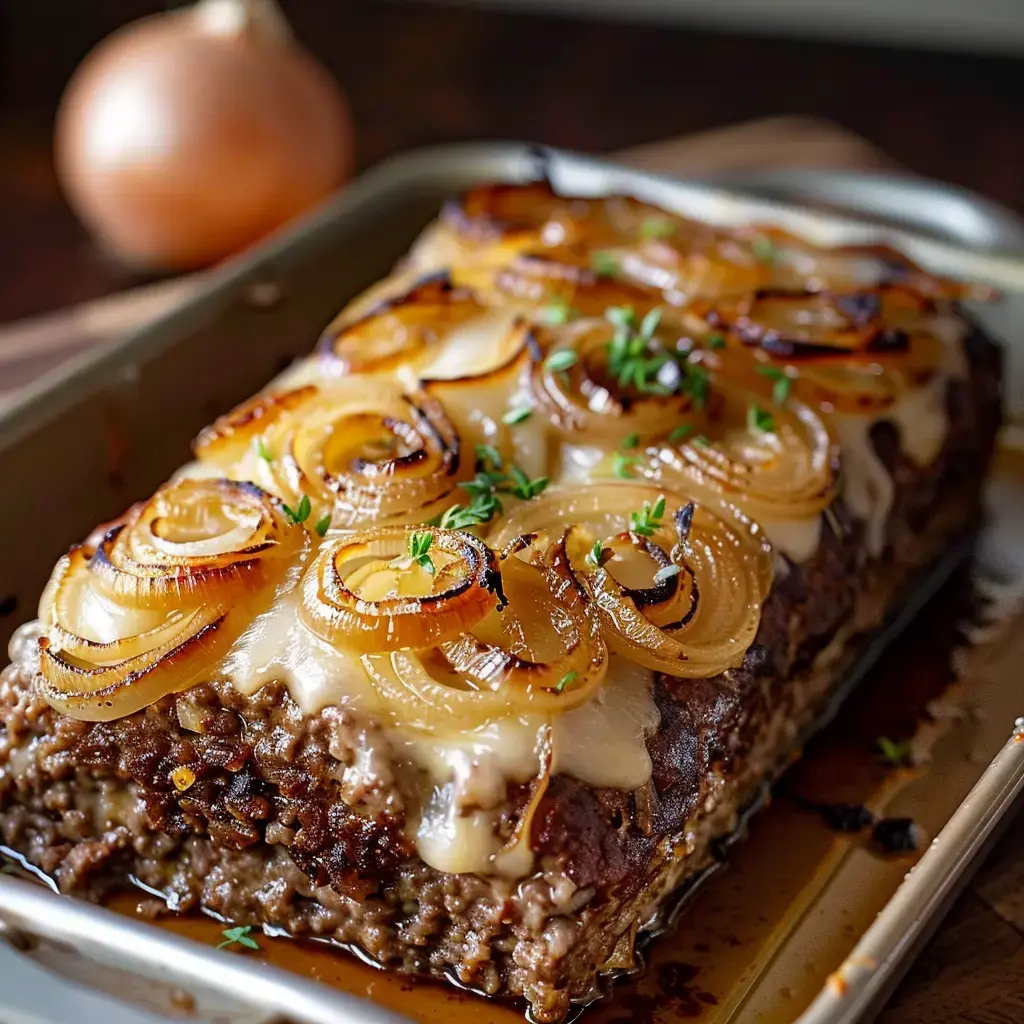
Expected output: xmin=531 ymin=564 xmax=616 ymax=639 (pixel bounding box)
xmin=1 ymin=2 xmax=1023 ymax=1021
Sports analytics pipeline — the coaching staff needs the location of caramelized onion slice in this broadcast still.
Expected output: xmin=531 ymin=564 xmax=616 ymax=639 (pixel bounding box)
xmin=192 ymin=387 xmax=315 ymax=465
xmin=318 ymin=273 xmax=525 ymax=382
xmin=696 ymin=285 xmax=949 ymax=413
xmin=88 ymin=478 xmax=305 ymax=607
xmin=643 ymin=384 xmax=839 ymax=524
xmin=491 ymin=483 xmax=772 ymax=679
xmin=526 ymin=315 xmax=697 ymax=449
xmin=264 ymin=380 xmax=466 ymax=529
xmin=361 ymin=535 xmax=607 ymax=730
xmin=38 ymin=478 xmax=306 ymax=721
xmin=301 ymin=526 xmax=500 ymax=653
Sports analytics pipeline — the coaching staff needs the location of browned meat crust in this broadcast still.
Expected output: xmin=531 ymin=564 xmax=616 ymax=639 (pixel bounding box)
xmin=0 ymin=318 xmax=1002 ymax=1021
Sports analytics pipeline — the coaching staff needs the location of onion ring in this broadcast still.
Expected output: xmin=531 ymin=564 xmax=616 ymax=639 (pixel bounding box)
xmin=37 ymin=478 xmax=306 ymax=721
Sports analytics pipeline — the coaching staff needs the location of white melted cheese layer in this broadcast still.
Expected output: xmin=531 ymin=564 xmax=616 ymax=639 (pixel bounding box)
xmin=204 ymin=593 xmax=660 ymax=876
xmin=832 ymin=316 xmax=967 ymax=557
xmin=402 ymin=657 xmax=659 ymax=876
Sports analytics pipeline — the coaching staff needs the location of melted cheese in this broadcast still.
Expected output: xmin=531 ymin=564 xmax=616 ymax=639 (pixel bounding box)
xmin=396 ymin=657 xmax=658 ymax=876
xmin=216 ymin=590 xmax=379 ymax=715
xmin=755 ymin=513 xmax=823 ymax=564
xmin=832 ymin=327 xmax=963 ymax=558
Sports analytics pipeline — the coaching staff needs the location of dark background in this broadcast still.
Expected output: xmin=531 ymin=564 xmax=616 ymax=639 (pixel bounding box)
xmin=2 ymin=0 xmax=1024 ymax=323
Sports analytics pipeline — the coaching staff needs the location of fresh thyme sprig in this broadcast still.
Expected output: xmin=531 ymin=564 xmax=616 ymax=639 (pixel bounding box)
xmin=254 ymin=437 xmax=273 ymax=463
xmin=876 ymin=736 xmax=914 ymax=768
xmin=399 ymin=532 xmax=435 ymax=575
xmin=639 ymin=215 xmax=675 ymax=241
xmin=433 ymin=450 xmax=547 ymax=530
xmin=281 ymin=494 xmax=311 ymax=525
xmin=756 ymin=364 xmax=793 ymax=405
xmin=554 ymin=670 xmax=578 ymax=693
xmin=507 ymin=466 xmax=549 ymax=501
xmin=503 ymin=405 xmax=533 ymax=426
xmin=544 ymin=349 xmax=579 ymax=374
xmin=540 ymin=295 xmax=578 ymax=325
xmin=747 ymin=403 xmax=775 ymax=435
xmin=630 ymin=496 xmax=666 ymax=537
xmin=612 ymin=452 xmax=639 ymax=479
xmin=591 ymin=251 xmax=620 ymax=278
xmin=218 ymin=925 xmax=260 ymax=951
xmin=604 ymin=306 xmax=710 ymax=409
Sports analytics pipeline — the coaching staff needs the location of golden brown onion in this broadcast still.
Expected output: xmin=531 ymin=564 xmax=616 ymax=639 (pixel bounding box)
xmin=37 ymin=478 xmax=306 ymax=721
xmin=491 ymin=483 xmax=772 ymax=679
xmin=642 ymin=382 xmax=839 ymax=527
xmin=300 ymin=526 xmax=501 ymax=653
xmin=192 ymin=385 xmax=316 ymax=466
xmin=198 ymin=379 xmax=467 ymax=529
xmin=360 ymin=535 xmax=607 ymax=730
xmin=526 ymin=313 xmax=697 ymax=449
xmin=317 ymin=273 xmax=524 ymax=381
xmin=695 ymin=285 xmax=948 ymax=414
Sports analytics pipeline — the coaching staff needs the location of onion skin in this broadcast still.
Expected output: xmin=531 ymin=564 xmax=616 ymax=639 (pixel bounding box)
xmin=55 ymin=0 xmax=352 ymax=269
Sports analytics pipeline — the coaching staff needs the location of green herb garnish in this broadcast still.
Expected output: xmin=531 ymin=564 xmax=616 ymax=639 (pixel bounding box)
xmin=587 ymin=540 xmax=606 ymax=568
xmin=544 ymin=349 xmax=579 ymax=374
xmin=314 ymin=513 xmax=332 ymax=538
xmin=705 ymin=333 xmax=726 ymax=350
xmin=591 ymin=251 xmax=620 ymax=277
xmin=503 ymin=405 xmax=533 ymax=426
xmin=218 ymin=926 xmax=260 ymax=951
xmin=621 ymin=433 xmax=640 ymax=451
xmin=692 ymin=434 xmax=710 ymax=447
xmin=541 ymin=296 xmax=578 ymax=325
xmin=630 ymin=496 xmax=666 ymax=537
xmin=756 ymin=364 xmax=793 ymax=405
xmin=686 ymin=363 xmax=710 ymax=410
xmin=439 ymin=499 xmax=498 ymax=531
xmin=668 ymin=423 xmax=694 ymax=444
xmin=751 ymin=234 xmax=777 ymax=264
xmin=612 ymin=452 xmax=639 ymax=478
xmin=474 ymin=444 xmax=503 ymax=471
xmin=254 ymin=437 xmax=272 ymax=463
xmin=555 ymin=670 xmax=578 ymax=694
xmin=403 ymin=532 xmax=435 ymax=574
xmin=605 ymin=305 xmax=672 ymax=395
xmin=876 ymin=736 xmax=914 ymax=768
xmin=747 ymin=403 xmax=775 ymax=434
xmin=639 ymin=216 xmax=675 ymax=241
xmin=507 ymin=466 xmax=549 ymax=501
xmin=282 ymin=494 xmax=311 ymax=525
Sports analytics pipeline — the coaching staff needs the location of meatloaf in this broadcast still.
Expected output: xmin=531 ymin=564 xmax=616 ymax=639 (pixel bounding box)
xmin=0 ymin=181 xmax=1003 ymax=1022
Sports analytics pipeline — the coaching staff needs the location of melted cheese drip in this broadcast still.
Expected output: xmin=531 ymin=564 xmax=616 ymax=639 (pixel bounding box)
xmin=831 ymin=318 xmax=965 ymax=557
xmin=398 ymin=657 xmax=659 ymax=876
xmin=755 ymin=514 xmax=823 ymax=564
xmin=216 ymin=590 xmax=378 ymax=715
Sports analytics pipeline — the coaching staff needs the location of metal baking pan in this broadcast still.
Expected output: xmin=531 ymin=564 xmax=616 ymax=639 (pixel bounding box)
xmin=3 ymin=142 xmax=1024 ymax=1024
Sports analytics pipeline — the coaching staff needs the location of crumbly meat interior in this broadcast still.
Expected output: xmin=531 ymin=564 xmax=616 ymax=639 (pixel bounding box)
xmin=0 ymin=182 xmax=1003 ymax=1023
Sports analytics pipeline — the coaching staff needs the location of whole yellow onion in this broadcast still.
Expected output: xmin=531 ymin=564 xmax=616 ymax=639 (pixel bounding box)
xmin=55 ymin=0 xmax=352 ymax=270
